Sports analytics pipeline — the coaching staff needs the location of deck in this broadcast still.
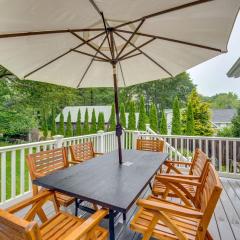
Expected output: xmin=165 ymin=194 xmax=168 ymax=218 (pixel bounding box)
xmin=15 ymin=177 xmax=240 ymax=240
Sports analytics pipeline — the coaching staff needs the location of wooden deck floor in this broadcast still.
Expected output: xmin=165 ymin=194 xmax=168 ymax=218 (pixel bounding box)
xmin=15 ymin=177 xmax=240 ymax=240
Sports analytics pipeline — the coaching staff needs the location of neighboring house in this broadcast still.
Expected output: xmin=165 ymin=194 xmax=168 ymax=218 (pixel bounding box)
xmin=211 ymin=109 xmax=237 ymax=129
xmin=227 ymin=57 xmax=240 ymax=78
xmin=55 ymin=106 xmax=140 ymax=129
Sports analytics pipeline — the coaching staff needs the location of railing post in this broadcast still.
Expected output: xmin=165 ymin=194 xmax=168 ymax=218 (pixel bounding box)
xmin=97 ymin=130 xmax=105 ymax=153
xmin=132 ymin=131 xmax=140 ymax=149
xmin=53 ymin=135 xmax=64 ymax=148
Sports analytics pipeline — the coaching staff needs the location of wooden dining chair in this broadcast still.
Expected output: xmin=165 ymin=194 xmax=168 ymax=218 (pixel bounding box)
xmin=27 ymin=148 xmax=75 ymax=208
xmin=136 ymin=139 xmax=164 ymax=152
xmin=152 ymin=149 xmax=209 ymax=202
xmin=70 ymin=142 xmax=102 ymax=163
xmin=0 ymin=190 xmax=108 ymax=240
xmin=130 ymin=163 xmax=222 ymax=240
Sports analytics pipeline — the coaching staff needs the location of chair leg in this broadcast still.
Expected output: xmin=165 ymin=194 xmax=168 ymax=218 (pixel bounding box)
xmin=75 ymin=199 xmax=79 ymax=216
xmin=148 ymin=182 xmax=152 ymax=191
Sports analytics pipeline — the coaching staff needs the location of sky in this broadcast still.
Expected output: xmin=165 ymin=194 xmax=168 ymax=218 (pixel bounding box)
xmin=188 ymin=13 xmax=240 ymax=97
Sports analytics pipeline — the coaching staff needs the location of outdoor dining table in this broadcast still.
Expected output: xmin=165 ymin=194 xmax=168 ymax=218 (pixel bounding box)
xmin=33 ymin=149 xmax=168 ymax=240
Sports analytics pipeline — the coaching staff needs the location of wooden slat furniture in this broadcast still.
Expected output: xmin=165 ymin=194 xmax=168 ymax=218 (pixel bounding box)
xmin=152 ymin=149 xmax=209 ymax=202
xmin=136 ymin=139 xmax=164 ymax=152
xmin=27 ymin=148 xmax=75 ymax=207
xmin=130 ymin=163 xmax=222 ymax=240
xmin=32 ymin=150 xmax=168 ymax=240
xmin=0 ymin=190 xmax=108 ymax=240
xmin=70 ymin=142 xmax=102 ymax=163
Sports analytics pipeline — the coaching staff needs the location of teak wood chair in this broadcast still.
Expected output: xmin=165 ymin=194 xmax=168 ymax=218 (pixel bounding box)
xmin=0 ymin=190 xmax=108 ymax=240
xmin=152 ymin=149 xmax=209 ymax=202
xmin=130 ymin=163 xmax=222 ymax=240
xmin=70 ymin=142 xmax=103 ymax=163
xmin=27 ymin=148 xmax=75 ymax=208
xmin=136 ymin=139 xmax=164 ymax=153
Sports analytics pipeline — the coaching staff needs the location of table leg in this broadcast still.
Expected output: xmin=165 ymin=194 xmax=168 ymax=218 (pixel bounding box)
xmin=109 ymin=209 xmax=115 ymax=240
xmin=75 ymin=199 xmax=79 ymax=216
xmin=123 ymin=213 xmax=126 ymax=221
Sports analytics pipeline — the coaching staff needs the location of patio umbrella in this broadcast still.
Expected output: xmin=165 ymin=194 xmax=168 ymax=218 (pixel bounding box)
xmin=0 ymin=0 xmax=239 ymax=164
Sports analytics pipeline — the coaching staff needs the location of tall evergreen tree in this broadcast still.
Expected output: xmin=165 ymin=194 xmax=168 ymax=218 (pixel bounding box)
xmin=128 ymin=101 xmax=136 ymax=130
xmin=149 ymin=103 xmax=158 ymax=132
xmin=75 ymin=109 xmax=81 ymax=136
xmin=120 ymin=103 xmax=126 ymax=129
xmin=185 ymin=102 xmax=195 ymax=135
xmin=97 ymin=112 xmax=105 ymax=131
xmin=50 ymin=107 xmax=57 ymax=137
xmin=42 ymin=110 xmax=48 ymax=139
xmin=83 ymin=108 xmax=89 ymax=135
xmin=138 ymin=96 xmax=146 ymax=130
xmin=90 ymin=108 xmax=97 ymax=133
xmin=65 ymin=111 xmax=73 ymax=137
xmin=232 ymin=108 xmax=240 ymax=137
xmin=108 ymin=104 xmax=116 ymax=131
xmin=160 ymin=110 xmax=167 ymax=134
xmin=58 ymin=112 xmax=65 ymax=135
xmin=171 ymin=97 xmax=181 ymax=135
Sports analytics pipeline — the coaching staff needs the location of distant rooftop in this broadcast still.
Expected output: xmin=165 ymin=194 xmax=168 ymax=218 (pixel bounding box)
xmin=227 ymin=57 xmax=240 ymax=78
xmin=212 ymin=109 xmax=237 ymax=123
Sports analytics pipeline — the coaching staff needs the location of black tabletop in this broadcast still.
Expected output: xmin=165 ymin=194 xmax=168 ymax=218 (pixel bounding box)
xmin=33 ymin=149 xmax=168 ymax=213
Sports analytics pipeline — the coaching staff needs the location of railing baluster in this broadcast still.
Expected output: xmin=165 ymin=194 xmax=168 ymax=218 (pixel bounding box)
xmin=219 ymin=140 xmax=222 ymax=172
xmin=211 ymin=140 xmax=215 ymax=167
xmin=233 ymin=141 xmax=237 ymax=174
xmin=226 ymin=140 xmax=229 ymax=173
xmin=11 ymin=150 xmax=16 ymax=199
xmin=1 ymin=151 xmax=6 ymax=202
xmin=20 ymin=148 xmax=25 ymax=195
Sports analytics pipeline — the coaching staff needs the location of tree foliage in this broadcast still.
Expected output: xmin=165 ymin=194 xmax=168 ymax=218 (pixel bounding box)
xmin=138 ymin=96 xmax=146 ymax=130
xmin=83 ymin=108 xmax=89 ymax=135
xmin=90 ymin=108 xmax=97 ymax=133
xmin=51 ymin=107 xmax=57 ymax=137
xmin=231 ymin=108 xmax=240 ymax=137
xmin=160 ymin=110 xmax=167 ymax=134
xmin=97 ymin=112 xmax=105 ymax=131
xmin=128 ymin=102 xmax=136 ymax=130
xmin=42 ymin=110 xmax=48 ymax=139
xmin=185 ymin=102 xmax=195 ymax=136
xmin=75 ymin=109 xmax=81 ymax=136
xmin=108 ymin=104 xmax=116 ymax=131
xmin=58 ymin=112 xmax=65 ymax=136
xmin=120 ymin=103 xmax=126 ymax=129
xmin=65 ymin=111 xmax=73 ymax=137
xmin=149 ymin=103 xmax=158 ymax=132
xmin=171 ymin=97 xmax=181 ymax=135
xmin=182 ymin=89 xmax=213 ymax=136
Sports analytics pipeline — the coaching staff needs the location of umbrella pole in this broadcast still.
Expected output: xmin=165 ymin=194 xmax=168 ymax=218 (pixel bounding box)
xmin=112 ymin=63 xmax=123 ymax=164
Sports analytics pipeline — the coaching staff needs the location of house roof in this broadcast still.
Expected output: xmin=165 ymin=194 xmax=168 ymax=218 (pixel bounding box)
xmin=211 ymin=109 xmax=237 ymax=123
xmin=227 ymin=57 xmax=240 ymax=78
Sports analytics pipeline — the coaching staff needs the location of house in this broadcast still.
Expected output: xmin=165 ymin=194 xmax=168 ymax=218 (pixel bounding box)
xmin=211 ymin=109 xmax=237 ymax=129
xmin=227 ymin=57 xmax=240 ymax=78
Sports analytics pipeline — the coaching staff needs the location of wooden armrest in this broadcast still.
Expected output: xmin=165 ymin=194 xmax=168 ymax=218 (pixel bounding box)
xmin=64 ymin=209 xmax=108 ymax=240
xmin=34 ymin=172 xmax=46 ymax=178
xmin=157 ymin=173 xmax=200 ymax=180
xmin=165 ymin=160 xmax=192 ymax=166
xmin=7 ymin=191 xmax=53 ymax=213
xmin=155 ymin=175 xmax=201 ymax=186
xmin=68 ymin=160 xmax=80 ymax=165
xmin=137 ymin=199 xmax=203 ymax=219
xmin=94 ymin=152 xmax=104 ymax=155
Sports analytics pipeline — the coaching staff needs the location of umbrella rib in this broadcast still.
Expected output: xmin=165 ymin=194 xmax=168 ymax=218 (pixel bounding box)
xmin=116 ymin=19 xmax=145 ymax=60
xmin=111 ymin=31 xmax=127 ymax=87
xmin=114 ymin=0 xmax=213 ymax=29
xmin=115 ymin=29 xmax=223 ymax=53
xmin=69 ymin=30 xmax=111 ymax=61
xmin=72 ymin=49 xmax=109 ymax=61
xmin=24 ymin=31 xmax=105 ymax=78
xmin=120 ymin=52 xmax=142 ymax=61
xmin=77 ymin=35 xmax=108 ymax=88
xmin=114 ymin=31 xmax=173 ymax=77
xmin=0 ymin=28 xmax=104 ymax=39
xmin=119 ymin=38 xmax=156 ymax=61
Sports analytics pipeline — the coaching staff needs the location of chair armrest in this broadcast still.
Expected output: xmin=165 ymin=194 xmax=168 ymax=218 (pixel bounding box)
xmin=68 ymin=160 xmax=80 ymax=165
xmin=165 ymin=160 xmax=192 ymax=166
xmin=137 ymin=199 xmax=203 ymax=219
xmin=7 ymin=191 xmax=53 ymax=213
xmin=155 ymin=175 xmax=201 ymax=186
xmin=94 ymin=152 xmax=104 ymax=155
xmin=157 ymin=173 xmax=200 ymax=180
xmin=64 ymin=209 xmax=108 ymax=240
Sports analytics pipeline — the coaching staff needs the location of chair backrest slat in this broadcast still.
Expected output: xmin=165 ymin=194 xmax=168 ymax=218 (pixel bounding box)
xmin=70 ymin=142 xmax=95 ymax=162
xmin=136 ymin=139 xmax=164 ymax=152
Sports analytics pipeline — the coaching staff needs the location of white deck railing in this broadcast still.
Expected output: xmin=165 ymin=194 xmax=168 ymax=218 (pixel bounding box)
xmin=0 ymin=128 xmax=239 ymax=207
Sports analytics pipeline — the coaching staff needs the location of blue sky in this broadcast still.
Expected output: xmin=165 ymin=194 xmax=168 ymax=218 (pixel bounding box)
xmin=188 ymin=13 xmax=240 ymax=97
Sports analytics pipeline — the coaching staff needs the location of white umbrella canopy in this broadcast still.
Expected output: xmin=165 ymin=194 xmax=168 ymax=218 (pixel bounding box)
xmin=0 ymin=0 xmax=239 ymax=163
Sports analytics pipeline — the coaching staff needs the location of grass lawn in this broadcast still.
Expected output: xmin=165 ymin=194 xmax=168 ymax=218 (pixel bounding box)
xmin=0 ymin=142 xmax=31 ymax=200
